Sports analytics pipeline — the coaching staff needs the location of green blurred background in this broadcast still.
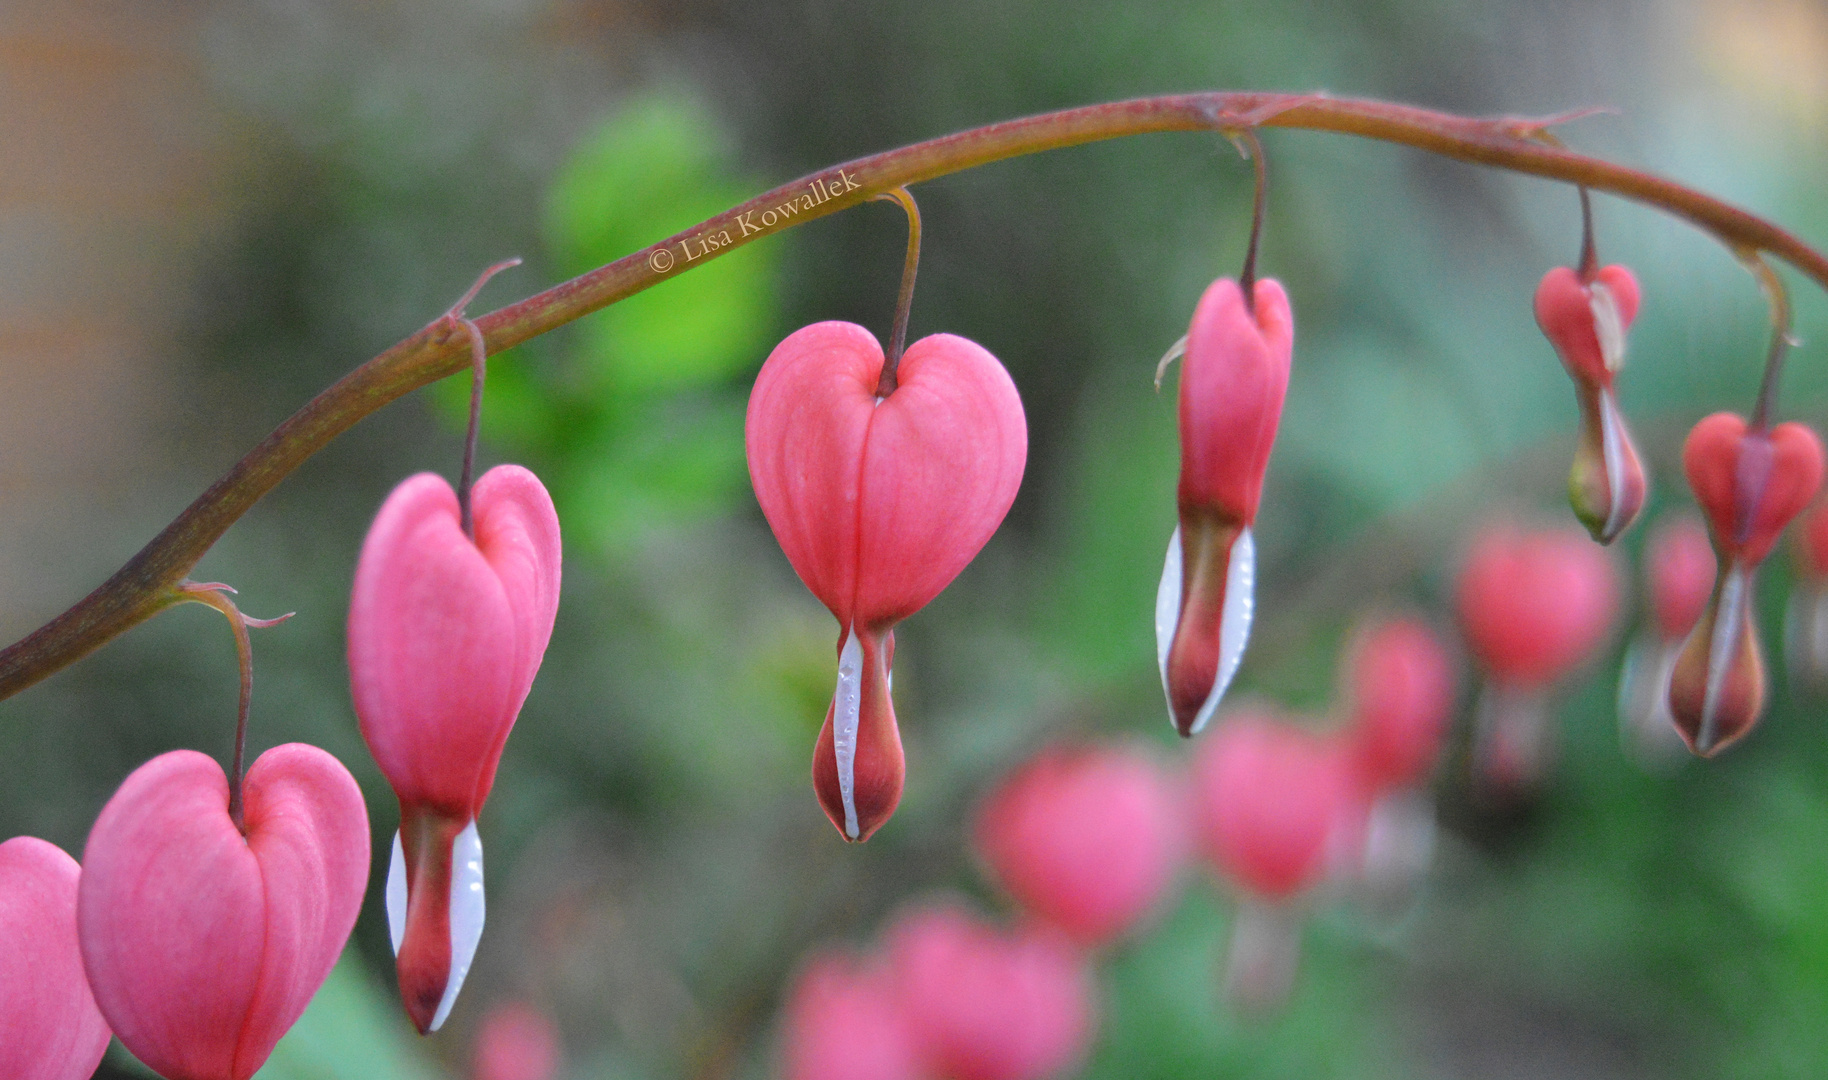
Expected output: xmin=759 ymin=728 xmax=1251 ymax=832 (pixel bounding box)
xmin=2 ymin=0 xmax=1827 ymax=1077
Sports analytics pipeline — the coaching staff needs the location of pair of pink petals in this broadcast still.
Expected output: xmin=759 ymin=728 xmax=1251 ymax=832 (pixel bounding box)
xmin=350 ymin=464 xmax=562 ymax=1032
xmin=1158 ymin=277 xmax=1292 ymax=738
xmin=1669 ymin=414 xmax=1824 ymax=755
xmin=746 ymin=321 xmax=1026 ymax=841
xmin=1457 ymin=523 xmax=1622 ymax=691
xmin=1344 ymin=617 xmax=1456 ymax=793
xmin=1535 ymin=264 xmax=1647 ymax=543
xmin=79 ymin=745 xmax=369 ymax=1080
xmin=0 ymin=837 xmax=110 ymax=1080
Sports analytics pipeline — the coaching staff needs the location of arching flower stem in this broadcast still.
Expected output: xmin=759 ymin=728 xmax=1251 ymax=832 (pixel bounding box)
xmin=871 ymin=187 xmax=922 ymax=398
xmin=4 ymin=91 xmax=1828 ymax=702
xmin=174 ymin=581 xmax=293 ymax=831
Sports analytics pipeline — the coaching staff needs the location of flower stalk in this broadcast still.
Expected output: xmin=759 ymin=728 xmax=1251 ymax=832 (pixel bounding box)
xmin=3 ymin=91 xmax=1827 ymax=702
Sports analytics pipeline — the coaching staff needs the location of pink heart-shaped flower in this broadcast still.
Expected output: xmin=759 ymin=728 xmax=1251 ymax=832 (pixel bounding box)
xmin=1345 ymin=617 xmax=1456 ymax=792
xmin=0 ymin=837 xmax=111 ymax=1080
xmin=79 ymin=745 xmax=369 ymax=1080
xmin=1683 ymin=413 xmax=1824 ymax=567
xmin=746 ymin=321 xmax=1026 ymax=841
xmin=349 ymin=463 xmax=561 ymax=1032
xmin=746 ymin=321 xmax=1027 ymax=634
xmin=973 ymin=743 xmax=1185 ymax=945
xmin=1192 ymin=711 xmax=1363 ymax=900
xmin=782 ymin=948 xmax=924 ymax=1080
xmin=1456 ymin=522 xmax=1621 ymax=689
xmin=886 ymin=901 xmax=1094 ymax=1080
xmin=1533 ymin=264 xmax=1640 ymax=386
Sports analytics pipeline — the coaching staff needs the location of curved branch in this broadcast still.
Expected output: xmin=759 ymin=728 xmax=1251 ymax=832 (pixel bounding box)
xmin=3 ymin=90 xmax=1825 ymax=701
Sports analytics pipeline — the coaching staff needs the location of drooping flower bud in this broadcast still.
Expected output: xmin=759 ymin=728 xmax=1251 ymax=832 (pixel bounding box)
xmin=973 ymin=743 xmax=1185 ymax=945
xmin=349 ymin=465 xmax=562 ymax=1033
xmin=1456 ymin=522 xmax=1621 ymax=788
xmin=747 ymin=322 xmax=1027 ymax=841
xmin=782 ymin=949 xmax=924 ymax=1080
xmin=1343 ymin=617 xmax=1457 ymax=792
xmin=1784 ymin=499 xmax=1828 ymax=694
xmin=886 ymin=900 xmax=1095 ymax=1080
xmin=1618 ymin=514 xmax=1716 ymax=764
xmin=1534 ymin=265 xmax=1647 ymax=543
xmin=1669 ymin=413 xmax=1824 ymax=755
xmin=1157 ymin=278 xmax=1292 ymax=737
xmin=79 ymin=746 xmax=369 ymax=1080
xmin=0 ymin=837 xmax=111 ymax=1080
xmin=1190 ymin=710 xmax=1362 ymax=901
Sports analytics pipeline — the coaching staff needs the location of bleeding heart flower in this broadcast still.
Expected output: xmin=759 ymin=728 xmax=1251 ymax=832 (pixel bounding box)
xmin=1457 ymin=522 xmax=1621 ymax=690
xmin=1535 ymin=264 xmax=1647 ymax=543
xmin=1191 ymin=710 xmax=1363 ymax=901
xmin=1456 ymin=522 xmax=1620 ymax=788
xmin=886 ymin=901 xmax=1094 ymax=1080
xmin=782 ymin=948 xmax=925 ymax=1080
xmin=1343 ymin=617 xmax=1456 ymax=792
xmin=0 ymin=837 xmax=110 ymax=1080
xmin=472 ymin=1002 xmax=562 ymax=1080
xmin=1669 ymin=413 xmax=1824 ymax=755
xmin=1619 ymin=514 xmax=1717 ymax=765
xmin=78 ymin=746 xmax=368 ymax=1080
xmin=973 ymin=743 xmax=1185 ymax=945
xmin=1157 ymin=278 xmax=1292 ymax=737
xmin=349 ymin=465 xmax=562 ymax=1032
xmin=746 ymin=321 xmax=1027 ymax=841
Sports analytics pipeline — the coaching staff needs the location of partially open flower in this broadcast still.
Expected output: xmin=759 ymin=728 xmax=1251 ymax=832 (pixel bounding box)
xmin=1670 ymin=413 xmax=1824 ymax=755
xmin=1157 ymin=278 xmax=1292 ymax=737
xmin=1535 ymin=264 xmax=1647 ymax=543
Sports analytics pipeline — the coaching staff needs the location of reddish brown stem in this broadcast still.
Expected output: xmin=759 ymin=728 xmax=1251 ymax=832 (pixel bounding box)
xmin=2 ymin=92 xmax=1827 ymax=701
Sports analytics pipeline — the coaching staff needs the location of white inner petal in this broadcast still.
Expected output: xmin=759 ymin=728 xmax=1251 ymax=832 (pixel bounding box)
xmin=832 ymin=628 xmax=865 ymax=840
xmin=1590 ymin=280 xmax=1628 ymax=373
xmin=386 ymin=831 xmax=406 ymax=956
xmin=1191 ymin=526 xmax=1256 ymax=736
xmin=431 ymin=821 xmax=486 ymax=1033
xmin=1700 ymin=565 xmax=1749 ymax=752
xmin=1597 ymin=389 xmax=1631 ymax=540
xmin=1155 ymin=527 xmax=1184 ymax=721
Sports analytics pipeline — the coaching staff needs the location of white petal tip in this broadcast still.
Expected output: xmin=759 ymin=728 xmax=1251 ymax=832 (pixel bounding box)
xmin=386 ymin=831 xmax=406 ymax=956
xmin=430 ymin=821 xmax=486 ymax=1033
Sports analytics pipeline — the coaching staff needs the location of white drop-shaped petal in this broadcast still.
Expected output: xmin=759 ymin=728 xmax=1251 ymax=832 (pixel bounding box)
xmin=1596 ymin=388 xmax=1634 ymax=541
xmin=1155 ymin=526 xmax=1257 ymax=735
xmin=1699 ymin=565 xmax=1750 ymax=753
xmin=1154 ymin=527 xmax=1183 ymax=695
xmin=387 ymin=830 xmax=407 ymax=956
xmin=429 ymin=821 xmax=486 ymax=1033
xmin=832 ymin=628 xmax=865 ymax=840
xmin=1590 ymin=279 xmax=1628 ymax=374
xmin=1194 ymin=526 xmax=1256 ymax=736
